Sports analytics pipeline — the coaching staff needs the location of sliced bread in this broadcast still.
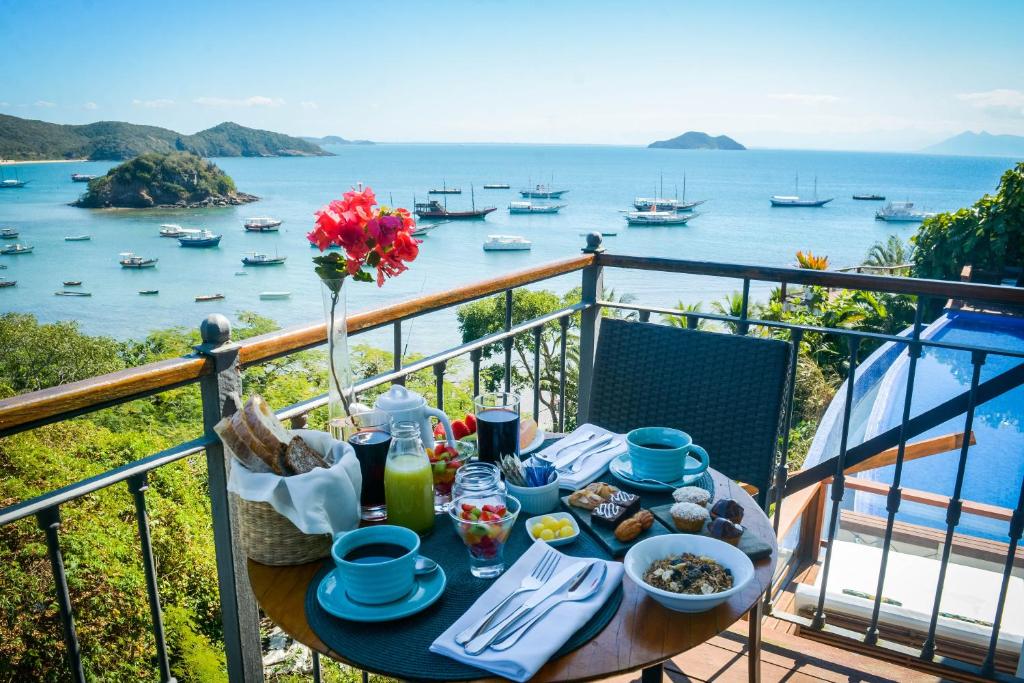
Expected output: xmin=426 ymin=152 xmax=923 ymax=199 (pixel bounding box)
xmin=283 ymin=436 xmax=329 ymax=475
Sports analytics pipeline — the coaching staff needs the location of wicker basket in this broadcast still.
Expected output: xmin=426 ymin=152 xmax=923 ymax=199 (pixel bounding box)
xmin=233 ymin=494 xmax=333 ymax=566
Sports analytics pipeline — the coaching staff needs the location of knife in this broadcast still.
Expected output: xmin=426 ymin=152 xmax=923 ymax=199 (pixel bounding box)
xmin=554 ymin=434 xmax=613 ymax=470
xmin=463 ymin=560 xmax=588 ymax=655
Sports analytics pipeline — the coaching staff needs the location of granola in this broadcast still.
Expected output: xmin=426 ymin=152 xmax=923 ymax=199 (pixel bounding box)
xmin=642 ymin=553 xmax=733 ymax=595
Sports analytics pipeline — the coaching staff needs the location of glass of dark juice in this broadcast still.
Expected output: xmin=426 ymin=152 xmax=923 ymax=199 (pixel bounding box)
xmin=474 ymin=392 xmax=520 ymax=464
xmin=348 ymin=429 xmax=392 ymax=521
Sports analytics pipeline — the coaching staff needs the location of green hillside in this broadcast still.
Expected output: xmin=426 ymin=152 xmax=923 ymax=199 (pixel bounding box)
xmin=0 ymin=114 xmax=330 ymax=161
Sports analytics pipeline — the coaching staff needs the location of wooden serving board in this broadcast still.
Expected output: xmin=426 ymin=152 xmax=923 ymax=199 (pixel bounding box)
xmin=560 ymin=495 xmax=673 ymax=558
xmin=649 ymin=504 xmax=773 ymax=560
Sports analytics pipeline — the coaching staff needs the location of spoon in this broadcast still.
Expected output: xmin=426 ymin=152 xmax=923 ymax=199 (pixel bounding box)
xmin=415 ymin=556 xmax=439 ymax=575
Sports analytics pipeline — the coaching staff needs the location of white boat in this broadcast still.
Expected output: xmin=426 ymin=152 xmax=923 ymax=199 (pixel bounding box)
xmin=242 ymin=252 xmax=287 ymax=266
xmin=508 ymin=201 xmax=565 ymax=214
xmin=244 ymin=217 xmax=283 ymax=232
xmin=770 ymin=174 xmax=833 ymax=207
xmin=519 ymin=184 xmax=568 ymax=199
xmin=259 ymin=291 xmax=292 ymax=300
xmin=64 ymin=235 xmax=92 ymax=241
xmin=482 ymin=235 xmax=532 ymax=251
xmin=0 ymin=243 xmax=34 ymax=255
xmin=0 ymin=179 xmax=28 ymax=189
xmin=159 ymin=224 xmax=199 ymax=238
xmin=0 ymin=227 xmax=19 ymax=239
xmin=634 ymin=174 xmax=705 ymax=212
xmin=623 ymin=209 xmax=699 ymax=226
xmin=875 ymin=201 xmax=936 ymax=222
xmin=119 ymin=252 xmax=158 ymax=268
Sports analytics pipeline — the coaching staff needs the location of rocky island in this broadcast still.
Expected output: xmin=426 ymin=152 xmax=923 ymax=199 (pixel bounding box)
xmin=72 ymin=152 xmax=258 ymax=209
xmin=648 ymin=131 xmax=746 ymax=150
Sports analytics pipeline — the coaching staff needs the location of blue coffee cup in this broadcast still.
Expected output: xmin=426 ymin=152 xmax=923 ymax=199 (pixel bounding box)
xmin=626 ymin=427 xmax=709 ymax=483
xmin=331 ymin=525 xmax=435 ymax=605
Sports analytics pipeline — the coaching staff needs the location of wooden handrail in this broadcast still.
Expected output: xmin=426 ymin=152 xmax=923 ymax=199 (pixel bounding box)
xmin=842 ymin=431 xmax=975 ymax=476
xmin=0 ymin=254 xmax=594 ymax=434
xmin=841 ymin=476 xmax=1014 ymax=522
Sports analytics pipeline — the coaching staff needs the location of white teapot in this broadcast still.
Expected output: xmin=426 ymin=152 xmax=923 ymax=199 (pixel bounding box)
xmin=372 ymin=385 xmax=456 ymax=447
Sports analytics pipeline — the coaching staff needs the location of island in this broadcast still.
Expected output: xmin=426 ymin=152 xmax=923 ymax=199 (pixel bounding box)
xmin=921 ymin=131 xmax=1024 ymax=158
xmin=648 ymin=131 xmax=746 ymax=150
xmin=72 ymin=152 xmax=258 ymax=209
xmin=302 ymin=135 xmax=374 ymax=146
xmin=0 ymin=113 xmax=331 ymax=161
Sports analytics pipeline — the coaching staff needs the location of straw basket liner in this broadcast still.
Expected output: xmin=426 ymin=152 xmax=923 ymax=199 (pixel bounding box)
xmin=233 ymin=494 xmax=332 ymax=565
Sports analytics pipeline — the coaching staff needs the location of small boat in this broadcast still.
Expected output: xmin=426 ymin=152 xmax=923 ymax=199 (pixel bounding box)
xmin=635 ymin=173 xmax=705 ymax=212
xmin=64 ymin=235 xmax=92 ymax=241
xmin=119 ymin=252 xmax=158 ymax=268
xmin=770 ymin=174 xmax=833 ymax=207
xmin=428 ymin=182 xmax=462 ymax=195
xmin=411 ymin=224 xmax=437 ymax=237
xmin=0 ymin=280 xmax=15 ymax=288
xmin=243 ymin=217 xmax=283 ymax=232
xmin=415 ymin=186 xmax=495 ymax=220
xmin=578 ymin=232 xmax=618 ymax=237
xmin=159 ymin=224 xmax=196 ymax=238
xmin=1 ymin=243 xmax=33 ymax=255
xmin=482 ymin=235 xmax=532 ymax=251
xmin=853 ymin=194 xmax=885 ymax=201
xmin=55 ymin=290 xmax=91 ymax=297
xmin=71 ymin=173 xmax=96 ymax=183
xmin=63 ymin=280 xmax=82 ymax=286
xmin=875 ymin=201 xmax=936 ymax=223
xmin=234 ymin=271 xmax=248 ymax=276
xmin=178 ymin=230 xmax=222 ymax=248
xmin=623 ymin=210 xmax=699 ymax=226
xmin=0 ymin=228 xmax=19 ymax=239
xmin=508 ymin=201 xmax=565 ymax=214
xmin=242 ymin=252 xmax=287 ymax=266
xmin=195 ymin=293 xmax=225 ymax=302
xmin=139 ymin=290 xmax=159 ymax=295
xmin=259 ymin=291 xmax=292 ymax=300
xmin=519 ymin=184 xmax=568 ymax=199
xmin=482 ymin=183 xmax=510 ymax=189
xmin=0 ymin=179 xmax=28 ymax=189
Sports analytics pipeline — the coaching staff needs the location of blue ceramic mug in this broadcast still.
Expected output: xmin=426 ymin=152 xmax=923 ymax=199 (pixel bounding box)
xmin=626 ymin=427 xmax=709 ymax=483
xmin=331 ymin=525 xmax=435 ymax=605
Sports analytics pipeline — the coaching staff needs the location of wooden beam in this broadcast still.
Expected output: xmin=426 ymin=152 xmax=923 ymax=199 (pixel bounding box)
xmin=843 ymin=431 xmax=976 ymax=476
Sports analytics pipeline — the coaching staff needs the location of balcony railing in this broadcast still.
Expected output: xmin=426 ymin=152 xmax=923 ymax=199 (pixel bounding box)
xmin=2 ymin=235 xmax=1023 ymax=683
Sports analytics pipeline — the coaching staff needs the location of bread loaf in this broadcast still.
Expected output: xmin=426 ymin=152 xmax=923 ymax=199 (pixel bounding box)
xmin=283 ymin=436 xmax=329 ymax=475
xmin=214 ymin=394 xmax=319 ymax=475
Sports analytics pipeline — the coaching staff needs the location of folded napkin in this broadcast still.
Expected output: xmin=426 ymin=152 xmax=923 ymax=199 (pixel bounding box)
xmin=535 ymin=423 xmax=627 ymax=489
xmin=430 ymin=541 xmax=623 ymax=682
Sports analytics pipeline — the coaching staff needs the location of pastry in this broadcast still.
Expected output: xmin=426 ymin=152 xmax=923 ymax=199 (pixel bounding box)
xmin=614 ymin=509 xmax=655 ymax=542
xmin=567 ymin=489 xmax=606 ymax=510
xmin=708 ymin=517 xmax=744 ymax=545
xmin=583 ymin=481 xmax=619 ymax=499
xmin=670 ymin=502 xmax=709 ymax=533
xmin=592 ymin=502 xmax=629 ymax=529
xmin=710 ymin=499 xmax=744 ymax=524
xmin=671 ymin=486 xmax=710 ymax=508
xmin=608 ymin=491 xmax=641 ymax=515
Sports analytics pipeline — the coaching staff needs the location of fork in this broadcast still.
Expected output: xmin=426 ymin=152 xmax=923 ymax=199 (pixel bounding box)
xmin=544 ymin=432 xmax=596 ymax=461
xmin=454 ymin=548 xmax=559 ymax=645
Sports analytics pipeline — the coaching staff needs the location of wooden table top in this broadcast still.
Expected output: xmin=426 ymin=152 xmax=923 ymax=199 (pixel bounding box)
xmin=248 ymin=468 xmax=777 ymax=682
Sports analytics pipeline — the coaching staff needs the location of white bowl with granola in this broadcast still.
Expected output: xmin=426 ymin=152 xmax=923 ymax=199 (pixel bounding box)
xmin=623 ymin=534 xmax=755 ymax=613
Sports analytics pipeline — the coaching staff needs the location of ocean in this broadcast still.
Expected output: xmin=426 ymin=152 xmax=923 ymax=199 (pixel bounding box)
xmin=0 ymin=145 xmax=1015 ymax=355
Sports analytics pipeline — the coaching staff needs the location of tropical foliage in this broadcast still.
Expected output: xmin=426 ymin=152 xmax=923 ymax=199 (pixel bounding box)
xmin=863 ymin=235 xmax=911 ymax=269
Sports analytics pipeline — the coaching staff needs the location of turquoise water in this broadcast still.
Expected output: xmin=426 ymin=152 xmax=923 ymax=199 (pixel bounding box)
xmin=0 ymin=145 xmax=1015 ymax=352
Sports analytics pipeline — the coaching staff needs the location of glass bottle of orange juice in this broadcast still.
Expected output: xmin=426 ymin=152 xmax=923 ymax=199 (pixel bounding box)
xmin=384 ymin=421 xmax=435 ymax=534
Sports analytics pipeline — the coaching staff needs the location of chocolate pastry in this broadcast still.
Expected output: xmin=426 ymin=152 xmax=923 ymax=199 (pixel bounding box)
xmin=592 ymin=502 xmax=629 ymax=529
xmin=608 ymin=490 xmax=640 ymax=515
xmin=708 ymin=517 xmax=744 ymax=545
xmin=710 ymin=498 xmax=744 ymax=524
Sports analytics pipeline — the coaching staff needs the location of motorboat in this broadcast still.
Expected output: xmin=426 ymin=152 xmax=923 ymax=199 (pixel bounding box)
xmin=508 ymin=201 xmax=565 ymax=214
xmin=259 ymin=291 xmax=292 ymax=300
xmin=159 ymin=224 xmax=198 ymax=238
xmin=241 ymin=252 xmax=287 ymax=266
xmin=55 ymin=290 xmax=91 ymax=297
xmin=178 ymin=230 xmax=222 ymax=248
xmin=71 ymin=173 xmax=97 ymax=183
xmin=0 ymin=280 xmax=15 ymax=288
xmin=64 ymin=235 xmax=92 ymax=241
xmin=139 ymin=290 xmax=159 ymax=295
xmin=519 ymin=184 xmax=568 ymax=199
xmin=428 ymin=182 xmax=461 ymax=194
xmin=1 ymin=243 xmax=33 ymax=255
xmin=482 ymin=235 xmax=532 ymax=251
xmin=482 ymin=183 xmax=510 ymax=189
xmin=853 ymin=194 xmax=886 ymax=201
xmin=770 ymin=174 xmax=833 ymax=207
xmin=243 ymin=217 xmax=283 ymax=232
xmin=623 ymin=210 xmax=699 ymax=226
xmin=875 ymin=201 xmax=936 ymax=222
xmin=119 ymin=252 xmax=158 ymax=268
xmin=0 ymin=227 xmax=19 ymax=239
xmin=195 ymin=294 xmax=225 ymax=302
xmin=63 ymin=280 xmax=82 ymax=286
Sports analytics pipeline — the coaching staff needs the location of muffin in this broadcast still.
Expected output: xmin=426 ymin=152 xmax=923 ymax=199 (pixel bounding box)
xmin=710 ymin=498 xmax=744 ymax=524
xmin=708 ymin=517 xmax=744 ymax=545
xmin=672 ymin=486 xmax=711 ymax=508
xmin=670 ymin=502 xmax=710 ymax=533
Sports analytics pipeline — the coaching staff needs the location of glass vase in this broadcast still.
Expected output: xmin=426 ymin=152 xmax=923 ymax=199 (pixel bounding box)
xmin=320 ymin=278 xmax=356 ymax=440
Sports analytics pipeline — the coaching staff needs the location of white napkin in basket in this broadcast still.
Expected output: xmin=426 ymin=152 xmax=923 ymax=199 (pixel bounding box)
xmin=226 ymin=429 xmax=362 ymax=535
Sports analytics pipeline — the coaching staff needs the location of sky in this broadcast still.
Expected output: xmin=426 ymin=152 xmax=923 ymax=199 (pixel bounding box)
xmin=2 ymin=0 xmax=1023 ymax=151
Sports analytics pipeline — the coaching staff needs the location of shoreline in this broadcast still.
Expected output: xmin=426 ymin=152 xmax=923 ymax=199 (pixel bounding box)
xmin=1 ymin=158 xmax=88 ymax=165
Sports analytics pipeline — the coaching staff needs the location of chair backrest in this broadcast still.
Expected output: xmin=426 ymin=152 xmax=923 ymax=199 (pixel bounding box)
xmin=586 ymin=318 xmax=792 ymax=507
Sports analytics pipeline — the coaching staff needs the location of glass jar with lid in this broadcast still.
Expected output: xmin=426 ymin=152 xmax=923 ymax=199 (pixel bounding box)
xmin=452 ymin=461 xmax=505 ymax=501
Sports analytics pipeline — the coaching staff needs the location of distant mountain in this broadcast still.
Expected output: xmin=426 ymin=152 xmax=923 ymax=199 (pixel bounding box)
xmin=302 ymin=135 xmax=374 ymax=146
xmin=0 ymin=114 xmax=331 ymax=161
xmin=921 ymin=131 xmax=1024 ymax=158
xmin=648 ymin=131 xmax=746 ymax=150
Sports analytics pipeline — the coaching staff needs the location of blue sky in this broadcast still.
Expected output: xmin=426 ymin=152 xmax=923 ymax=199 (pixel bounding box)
xmin=2 ymin=0 xmax=1023 ymax=150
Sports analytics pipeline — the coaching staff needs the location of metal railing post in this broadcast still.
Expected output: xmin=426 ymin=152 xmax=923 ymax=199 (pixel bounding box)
xmin=392 ymin=321 xmax=405 ymax=386
xmin=36 ymin=506 xmax=85 ymax=683
xmin=195 ymin=314 xmax=264 ymax=683
xmin=577 ymin=234 xmax=605 ymax=425
xmin=503 ymin=289 xmax=514 ymax=392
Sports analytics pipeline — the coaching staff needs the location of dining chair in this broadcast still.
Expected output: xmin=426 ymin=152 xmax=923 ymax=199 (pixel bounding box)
xmin=583 ymin=317 xmax=793 ymax=683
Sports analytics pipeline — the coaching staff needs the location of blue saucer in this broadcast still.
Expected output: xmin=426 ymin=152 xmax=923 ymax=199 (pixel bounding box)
xmin=316 ymin=564 xmax=447 ymax=623
xmin=608 ymin=453 xmax=701 ymax=491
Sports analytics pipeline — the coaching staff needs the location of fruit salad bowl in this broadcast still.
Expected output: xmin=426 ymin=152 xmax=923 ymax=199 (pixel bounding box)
xmin=429 ymin=439 xmax=475 ymax=511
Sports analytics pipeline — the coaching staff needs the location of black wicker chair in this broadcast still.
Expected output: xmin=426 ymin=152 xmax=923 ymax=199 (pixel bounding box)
xmin=584 ymin=318 xmax=792 ymax=683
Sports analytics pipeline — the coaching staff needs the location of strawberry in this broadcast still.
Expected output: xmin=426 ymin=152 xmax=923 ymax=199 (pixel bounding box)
xmin=482 ymin=504 xmax=497 ymax=513
xmin=461 ymin=503 xmax=475 ymax=512
xmin=433 ymin=444 xmax=448 ymax=459
xmin=451 ymin=419 xmax=470 ymax=440
xmin=433 ymin=422 xmax=446 ymax=438
xmin=464 ymin=414 xmax=477 ymax=433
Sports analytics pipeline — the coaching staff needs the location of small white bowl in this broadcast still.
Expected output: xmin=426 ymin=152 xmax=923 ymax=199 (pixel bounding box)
xmin=525 ymin=511 xmax=580 ymax=547
xmin=623 ymin=534 xmax=755 ymax=613
xmin=506 ymin=473 xmax=561 ymax=515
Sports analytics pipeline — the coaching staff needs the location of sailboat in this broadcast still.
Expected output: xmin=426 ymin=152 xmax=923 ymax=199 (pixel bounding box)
xmin=770 ymin=173 xmax=833 ymax=207
xmin=0 ymin=168 xmax=29 ymax=189
xmin=634 ymin=173 xmax=705 ymax=212
xmin=414 ymin=185 xmax=496 ymax=220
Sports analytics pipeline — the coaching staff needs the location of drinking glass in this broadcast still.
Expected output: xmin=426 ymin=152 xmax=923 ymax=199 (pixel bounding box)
xmin=383 ymin=421 xmax=435 ymax=534
xmin=430 ymin=439 xmax=475 ymax=512
xmin=449 ymin=493 xmax=520 ymax=578
xmin=474 ymin=392 xmax=520 ymax=464
xmin=347 ymin=429 xmax=391 ymax=521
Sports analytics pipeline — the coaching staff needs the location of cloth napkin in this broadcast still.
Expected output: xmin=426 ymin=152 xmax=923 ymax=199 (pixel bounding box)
xmin=535 ymin=423 xmax=627 ymax=489
xmin=226 ymin=429 xmax=362 ymax=534
xmin=430 ymin=541 xmax=623 ymax=682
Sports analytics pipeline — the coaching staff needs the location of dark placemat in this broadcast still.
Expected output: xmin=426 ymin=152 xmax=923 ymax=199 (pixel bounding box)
xmin=650 ymin=504 xmax=773 ymax=560
xmin=305 ymin=514 xmax=623 ymax=681
xmin=559 ymin=494 xmax=672 ymax=558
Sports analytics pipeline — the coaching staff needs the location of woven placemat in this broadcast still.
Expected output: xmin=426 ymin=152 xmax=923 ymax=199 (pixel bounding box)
xmin=305 ymin=516 xmax=623 ymax=681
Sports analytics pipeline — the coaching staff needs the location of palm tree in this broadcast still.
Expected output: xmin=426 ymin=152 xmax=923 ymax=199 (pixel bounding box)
xmin=712 ymin=291 xmax=761 ymax=333
xmin=662 ymin=301 xmax=708 ymax=329
xmin=863 ymin=235 xmax=911 ymax=270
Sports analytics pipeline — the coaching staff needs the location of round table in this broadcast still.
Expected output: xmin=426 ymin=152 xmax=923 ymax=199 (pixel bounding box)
xmin=249 ymin=468 xmax=777 ymax=682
